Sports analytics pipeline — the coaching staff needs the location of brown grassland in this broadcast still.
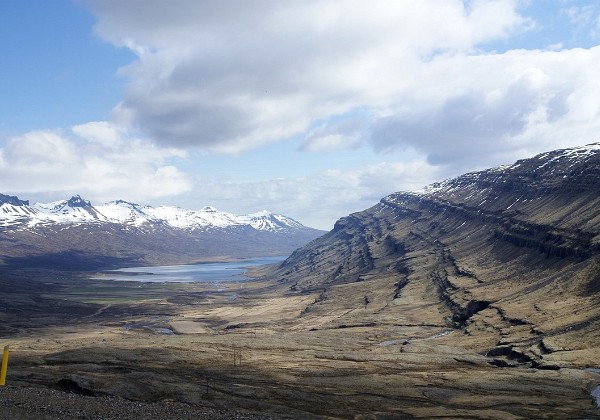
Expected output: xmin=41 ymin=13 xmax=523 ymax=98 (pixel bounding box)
xmin=0 ymin=263 xmax=599 ymax=419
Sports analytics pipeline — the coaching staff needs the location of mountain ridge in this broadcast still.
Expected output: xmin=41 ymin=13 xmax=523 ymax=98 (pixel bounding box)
xmin=0 ymin=195 xmax=324 ymax=270
xmin=2 ymin=144 xmax=599 ymax=417
xmin=0 ymin=194 xmax=309 ymax=234
xmin=268 ymin=142 xmax=600 ymax=368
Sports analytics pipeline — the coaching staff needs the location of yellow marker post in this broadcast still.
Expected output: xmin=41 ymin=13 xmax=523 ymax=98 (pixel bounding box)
xmin=0 ymin=345 xmax=9 ymax=386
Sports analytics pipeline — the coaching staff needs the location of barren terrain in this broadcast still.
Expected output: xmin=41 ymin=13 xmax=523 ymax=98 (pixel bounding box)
xmin=2 ymin=146 xmax=600 ymax=418
xmin=0 ymin=265 xmax=599 ymax=419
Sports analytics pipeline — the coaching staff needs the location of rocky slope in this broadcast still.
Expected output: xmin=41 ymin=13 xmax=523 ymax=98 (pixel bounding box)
xmin=271 ymin=143 xmax=600 ymax=368
xmin=0 ymin=196 xmax=323 ymax=270
xmin=2 ymin=144 xmax=600 ymax=418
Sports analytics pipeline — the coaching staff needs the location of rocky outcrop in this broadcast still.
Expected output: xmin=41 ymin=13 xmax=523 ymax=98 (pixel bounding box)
xmin=0 ymin=193 xmax=29 ymax=206
xmin=269 ymin=144 xmax=600 ymax=364
xmin=66 ymin=195 xmax=92 ymax=208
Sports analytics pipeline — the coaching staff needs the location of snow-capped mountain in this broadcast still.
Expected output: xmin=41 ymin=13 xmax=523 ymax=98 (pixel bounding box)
xmin=280 ymin=142 xmax=600 ymax=292
xmin=408 ymin=142 xmax=600 ymax=201
xmin=266 ymin=146 xmax=600 ymax=398
xmin=0 ymin=196 xmax=324 ymax=270
xmin=0 ymin=196 xmax=309 ymax=234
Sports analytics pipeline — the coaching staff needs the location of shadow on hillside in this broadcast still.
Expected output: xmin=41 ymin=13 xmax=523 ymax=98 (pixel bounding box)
xmin=1 ymin=251 xmax=144 ymax=271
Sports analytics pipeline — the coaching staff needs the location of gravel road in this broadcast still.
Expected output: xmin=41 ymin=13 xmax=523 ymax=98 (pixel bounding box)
xmin=0 ymin=385 xmax=280 ymax=420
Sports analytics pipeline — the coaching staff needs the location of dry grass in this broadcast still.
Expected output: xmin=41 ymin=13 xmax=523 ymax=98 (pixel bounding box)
xmin=2 ymin=273 xmax=599 ymax=419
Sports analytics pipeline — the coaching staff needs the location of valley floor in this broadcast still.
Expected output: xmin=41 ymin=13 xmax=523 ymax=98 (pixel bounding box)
xmin=0 ymin=269 xmax=599 ymax=419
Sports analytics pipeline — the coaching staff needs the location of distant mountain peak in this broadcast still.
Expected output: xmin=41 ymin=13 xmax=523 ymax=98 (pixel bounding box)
xmin=67 ymin=195 xmax=92 ymax=208
xmin=112 ymin=199 xmax=138 ymax=206
xmin=0 ymin=195 xmax=320 ymax=235
xmin=0 ymin=193 xmax=29 ymax=207
xmin=0 ymin=195 xmax=324 ymax=270
xmin=250 ymin=210 xmax=271 ymax=216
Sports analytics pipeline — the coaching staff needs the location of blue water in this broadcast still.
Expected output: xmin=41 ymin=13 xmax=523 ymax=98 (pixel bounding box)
xmin=96 ymin=256 xmax=286 ymax=283
xmin=593 ymin=385 xmax=600 ymax=408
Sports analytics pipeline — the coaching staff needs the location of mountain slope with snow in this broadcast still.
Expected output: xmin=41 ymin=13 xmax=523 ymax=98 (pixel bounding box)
xmin=266 ymin=142 xmax=600 ymax=372
xmin=0 ymin=197 xmax=324 ymax=270
xmin=0 ymin=196 xmax=311 ymax=234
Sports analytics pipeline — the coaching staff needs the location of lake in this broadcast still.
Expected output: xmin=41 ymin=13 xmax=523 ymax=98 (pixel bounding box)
xmin=95 ymin=256 xmax=286 ymax=283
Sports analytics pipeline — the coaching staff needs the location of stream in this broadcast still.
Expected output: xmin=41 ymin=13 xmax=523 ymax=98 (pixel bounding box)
xmin=584 ymin=368 xmax=600 ymax=408
xmin=592 ymin=385 xmax=600 ymax=408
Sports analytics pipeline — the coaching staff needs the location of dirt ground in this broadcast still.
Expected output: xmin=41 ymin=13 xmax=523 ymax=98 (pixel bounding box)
xmin=1 ymin=271 xmax=599 ymax=419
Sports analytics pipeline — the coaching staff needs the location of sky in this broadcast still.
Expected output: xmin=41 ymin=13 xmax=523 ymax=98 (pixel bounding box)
xmin=1 ymin=1 xmax=600 ymax=230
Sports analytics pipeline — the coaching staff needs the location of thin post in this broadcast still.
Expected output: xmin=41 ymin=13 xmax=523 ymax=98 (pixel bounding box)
xmin=0 ymin=345 xmax=9 ymax=386
xmin=233 ymin=346 xmax=242 ymax=366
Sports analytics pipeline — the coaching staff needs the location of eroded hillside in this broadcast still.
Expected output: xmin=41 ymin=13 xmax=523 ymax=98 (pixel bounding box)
xmin=3 ymin=144 xmax=600 ymax=418
xmin=272 ymin=143 xmax=600 ymax=368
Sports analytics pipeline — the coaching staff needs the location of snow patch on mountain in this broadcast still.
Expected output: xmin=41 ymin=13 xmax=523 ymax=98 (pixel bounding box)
xmin=408 ymin=142 xmax=600 ymax=199
xmin=0 ymin=203 xmax=37 ymax=228
xmin=143 ymin=205 xmax=241 ymax=229
xmin=0 ymin=195 xmax=310 ymax=233
xmin=242 ymin=211 xmax=304 ymax=232
xmin=94 ymin=200 xmax=154 ymax=227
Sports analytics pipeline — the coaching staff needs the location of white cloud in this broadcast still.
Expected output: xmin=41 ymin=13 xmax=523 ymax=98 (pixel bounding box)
xmin=82 ymin=0 xmax=600 ymax=172
xmin=561 ymin=3 xmax=600 ymax=42
xmin=9 ymin=0 xmax=593 ymax=230
xmin=299 ymin=113 xmax=368 ymax=152
xmin=2 ymin=130 xmax=80 ymax=171
xmin=0 ymin=122 xmax=192 ymax=203
xmin=72 ymin=121 xmax=123 ymax=147
xmin=368 ymin=46 xmax=600 ymax=170
xmin=86 ymin=0 xmax=531 ymax=157
xmin=182 ymin=158 xmax=442 ymax=230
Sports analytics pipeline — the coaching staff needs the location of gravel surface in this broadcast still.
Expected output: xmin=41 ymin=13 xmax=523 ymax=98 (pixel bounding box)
xmin=0 ymin=385 xmax=279 ymax=420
